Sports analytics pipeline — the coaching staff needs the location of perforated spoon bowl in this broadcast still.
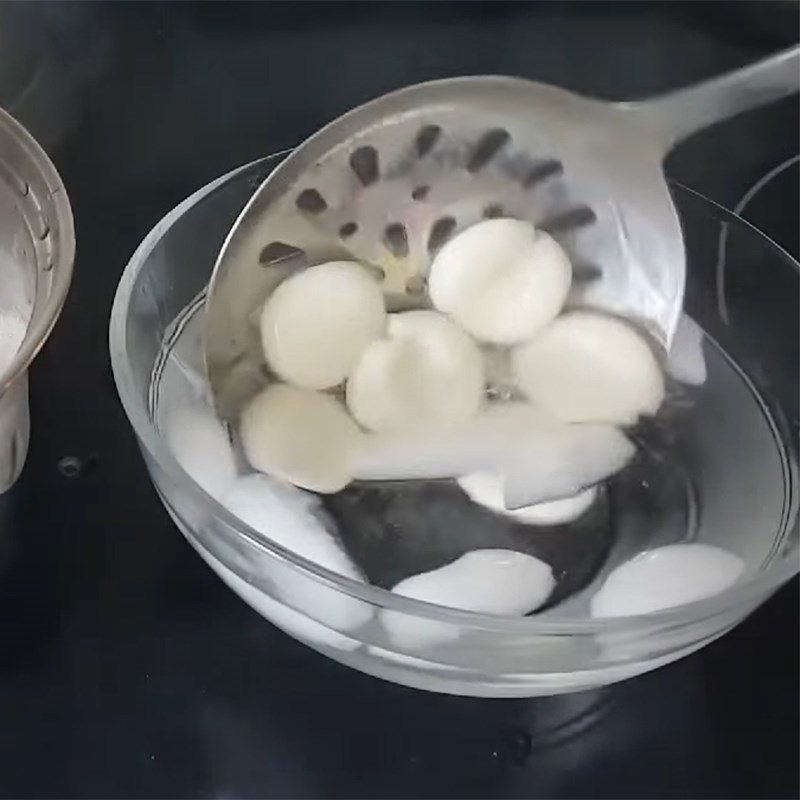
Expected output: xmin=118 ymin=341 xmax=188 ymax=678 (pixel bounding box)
xmin=206 ymin=47 xmax=799 ymax=422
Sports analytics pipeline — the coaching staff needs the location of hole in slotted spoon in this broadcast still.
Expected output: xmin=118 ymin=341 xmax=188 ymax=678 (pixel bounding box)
xmin=467 ymin=128 xmax=511 ymax=173
xmin=259 ymin=242 xmax=305 ymax=265
xmin=350 ymin=146 xmax=380 ymax=186
xmin=339 ymin=222 xmax=358 ymax=239
xmin=427 ymin=216 xmax=457 ymax=254
xmin=415 ymin=125 xmax=442 ymax=158
xmin=538 ymin=206 xmax=597 ymax=234
xmin=383 ymin=223 xmax=409 ymax=258
xmin=522 ymin=159 xmax=564 ymax=188
xmin=296 ymin=188 xmax=327 ymax=214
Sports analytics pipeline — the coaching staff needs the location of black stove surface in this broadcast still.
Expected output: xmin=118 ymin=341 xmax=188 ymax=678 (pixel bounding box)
xmin=0 ymin=3 xmax=797 ymax=798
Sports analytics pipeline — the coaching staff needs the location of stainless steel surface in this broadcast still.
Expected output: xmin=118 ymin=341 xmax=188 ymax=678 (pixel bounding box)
xmin=632 ymin=46 xmax=800 ymax=149
xmin=0 ymin=106 xmax=74 ymax=492
xmin=206 ymin=47 xmax=799 ymax=422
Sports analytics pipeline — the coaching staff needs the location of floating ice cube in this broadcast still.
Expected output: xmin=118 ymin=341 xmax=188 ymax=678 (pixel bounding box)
xmin=353 ymin=402 xmax=633 ymax=510
xmin=667 ymin=314 xmax=707 ymax=386
xmin=501 ymin=422 xmax=633 ymax=510
xmin=351 ymin=402 xmax=540 ymax=481
xmin=381 ymin=549 xmax=554 ymax=650
xmin=458 ymin=471 xmax=597 ymax=524
xmin=591 ymin=543 xmax=744 ymax=618
xmin=224 ymin=474 xmax=355 ymax=575
xmin=223 ymin=474 xmax=372 ymax=632
xmin=165 ymin=403 xmax=238 ymax=501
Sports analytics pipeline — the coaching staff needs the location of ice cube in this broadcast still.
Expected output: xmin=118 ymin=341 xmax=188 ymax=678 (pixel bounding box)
xmin=501 ymin=423 xmax=633 ymax=510
xmin=591 ymin=543 xmax=744 ymax=618
xmin=165 ymin=403 xmax=238 ymax=501
xmin=351 ymin=401 xmax=557 ymax=480
xmin=458 ymin=471 xmax=597 ymax=524
xmin=667 ymin=314 xmax=707 ymax=386
xmin=353 ymin=402 xmax=633 ymax=510
xmin=223 ymin=474 xmax=372 ymax=632
xmin=381 ymin=549 xmax=554 ymax=650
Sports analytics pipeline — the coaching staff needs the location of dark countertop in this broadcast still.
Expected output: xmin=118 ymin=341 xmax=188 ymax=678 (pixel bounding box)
xmin=0 ymin=3 xmax=797 ymax=797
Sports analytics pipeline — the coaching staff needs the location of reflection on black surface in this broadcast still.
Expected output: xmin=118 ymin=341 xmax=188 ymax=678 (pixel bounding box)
xmin=1 ymin=583 xmax=797 ymax=797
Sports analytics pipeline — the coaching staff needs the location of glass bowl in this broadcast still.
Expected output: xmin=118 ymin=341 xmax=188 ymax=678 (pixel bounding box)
xmin=0 ymin=106 xmax=74 ymax=493
xmin=109 ymin=154 xmax=798 ymax=697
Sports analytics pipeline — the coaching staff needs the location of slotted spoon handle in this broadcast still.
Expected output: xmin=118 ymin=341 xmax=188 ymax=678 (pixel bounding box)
xmin=635 ymin=45 xmax=800 ymax=151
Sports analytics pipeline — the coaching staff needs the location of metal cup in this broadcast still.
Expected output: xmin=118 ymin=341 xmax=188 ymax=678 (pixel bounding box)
xmin=0 ymin=106 xmax=74 ymax=493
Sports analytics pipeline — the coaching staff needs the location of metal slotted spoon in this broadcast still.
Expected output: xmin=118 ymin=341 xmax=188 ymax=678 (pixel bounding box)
xmin=206 ymin=47 xmax=799 ymax=422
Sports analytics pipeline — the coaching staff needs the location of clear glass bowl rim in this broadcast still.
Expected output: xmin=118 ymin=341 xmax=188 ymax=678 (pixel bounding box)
xmin=109 ymin=153 xmax=799 ymax=635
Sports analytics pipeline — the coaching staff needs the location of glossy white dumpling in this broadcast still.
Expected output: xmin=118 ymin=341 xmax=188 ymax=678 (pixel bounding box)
xmin=165 ymin=403 xmax=237 ymax=501
xmin=260 ymin=261 xmax=386 ymax=390
xmin=346 ymin=310 xmax=484 ymax=432
xmin=428 ymin=218 xmax=572 ymax=344
xmin=240 ymin=384 xmax=361 ymax=493
xmin=458 ymin=471 xmax=597 ymax=525
xmin=591 ymin=543 xmax=744 ymax=618
xmin=512 ymin=310 xmax=665 ymax=424
xmin=381 ymin=549 xmax=555 ymax=650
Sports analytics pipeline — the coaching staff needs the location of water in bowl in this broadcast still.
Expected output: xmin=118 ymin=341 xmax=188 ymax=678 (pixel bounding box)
xmin=150 ymin=294 xmax=794 ymax=617
xmin=0 ymin=252 xmax=32 ymax=376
